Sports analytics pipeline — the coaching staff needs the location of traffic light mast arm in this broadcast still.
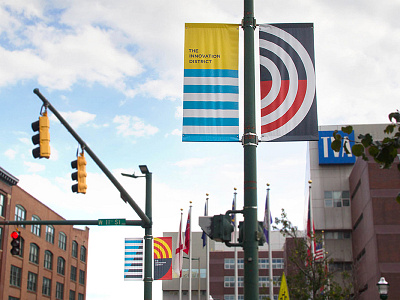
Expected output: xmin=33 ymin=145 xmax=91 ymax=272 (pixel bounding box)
xmin=224 ymin=209 xmax=243 ymax=248
xmin=33 ymin=88 xmax=151 ymax=227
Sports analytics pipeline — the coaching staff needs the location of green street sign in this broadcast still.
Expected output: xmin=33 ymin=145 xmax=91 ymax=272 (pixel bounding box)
xmin=98 ymin=219 xmax=126 ymax=226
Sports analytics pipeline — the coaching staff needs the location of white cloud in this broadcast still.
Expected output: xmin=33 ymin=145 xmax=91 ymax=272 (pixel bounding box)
xmin=173 ymin=157 xmax=212 ymax=168
xmin=24 ymin=161 xmax=46 ymax=172
xmin=113 ymin=115 xmax=159 ymax=137
xmin=4 ymin=149 xmax=17 ymax=159
xmin=52 ymin=111 xmax=96 ymax=128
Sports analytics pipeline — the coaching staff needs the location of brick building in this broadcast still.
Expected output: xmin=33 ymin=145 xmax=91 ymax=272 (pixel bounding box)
xmin=0 ymin=167 xmax=89 ymax=300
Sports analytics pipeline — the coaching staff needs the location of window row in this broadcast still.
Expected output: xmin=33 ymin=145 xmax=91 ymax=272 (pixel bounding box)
xmin=10 ymin=265 xmax=85 ymax=299
xmin=324 ymin=191 xmax=350 ymax=207
xmin=224 ymin=258 xmax=284 ymax=270
xmin=224 ymin=276 xmax=281 ymax=288
xmin=224 ymin=295 xmax=278 ymax=300
xmin=14 ymin=205 xmax=86 ymax=261
xmin=13 ymin=237 xmax=86 ymax=263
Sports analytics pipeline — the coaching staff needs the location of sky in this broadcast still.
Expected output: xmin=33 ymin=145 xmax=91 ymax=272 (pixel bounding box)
xmin=1 ymin=0 xmax=399 ymax=299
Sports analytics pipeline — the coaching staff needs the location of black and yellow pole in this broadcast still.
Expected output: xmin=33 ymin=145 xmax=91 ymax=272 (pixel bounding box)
xmin=242 ymin=0 xmax=259 ymax=298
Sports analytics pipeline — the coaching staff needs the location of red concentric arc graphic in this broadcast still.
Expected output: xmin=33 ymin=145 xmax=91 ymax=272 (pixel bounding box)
xmin=260 ymin=25 xmax=316 ymax=141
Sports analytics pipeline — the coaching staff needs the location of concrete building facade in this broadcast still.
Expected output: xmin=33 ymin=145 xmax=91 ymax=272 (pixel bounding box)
xmin=308 ymin=124 xmax=400 ymax=299
xmin=0 ymin=167 xmax=89 ymax=300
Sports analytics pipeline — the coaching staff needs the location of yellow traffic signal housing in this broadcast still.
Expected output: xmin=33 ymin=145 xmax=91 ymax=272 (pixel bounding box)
xmin=71 ymin=152 xmax=87 ymax=194
xmin=32 ymin=112 xmax=50 ymax=159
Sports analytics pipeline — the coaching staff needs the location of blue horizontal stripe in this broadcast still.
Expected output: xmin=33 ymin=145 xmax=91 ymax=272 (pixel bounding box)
xmin=182 ymin=134 xmax=240 ymax=142
xmin=125 ymin=257 xmax=143 ymax=261
xmin=125 ymin=240 xmax=142 ymax=244
xmin=183 ymin=101 xmax=238 ymax=110
xmin=125 ymin=246 xmax=143 ymax=249
xmin=125 ymin=263 xmax=142 ymax=266
xmin=184 ymin=85 xmax=238 ymax=94
xmin=183 ymin=118 xmax=239 ymax=126
xmin=184 ymin=69 xmax=238 ymax=78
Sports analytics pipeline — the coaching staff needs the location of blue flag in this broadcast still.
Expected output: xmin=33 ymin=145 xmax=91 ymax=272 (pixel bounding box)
xmin=201 ymin=202 xmax=207 ymax=247
xmin=263 ymin=192 xmax=272 ymax=244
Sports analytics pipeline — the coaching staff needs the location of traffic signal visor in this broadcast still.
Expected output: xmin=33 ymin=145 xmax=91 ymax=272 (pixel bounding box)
xmin=31 ymin=112 xmax=50 ymax=159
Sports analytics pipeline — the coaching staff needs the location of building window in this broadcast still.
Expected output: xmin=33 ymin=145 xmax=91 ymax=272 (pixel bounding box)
xmin=59 ymin=232 xmax=67 ymax=250
xmin=10 ymin=265 xmax=22 ymax=287
xmin=79 ymin=270 xmax=85 ymax=285
xmin=78 ymin=294 xmax=84 ymax=300
xmin=324 ymin=191 xmax=350 ymax=207
xmin=9 ymin=297 xmax=20 ymax=300
xmin=224 ymin=258 xmax=235 ymax=269
xmin=17 ymin=237 xmax=24 ymax=257
xmin=31 ymin=215 xmax=41 ymax=236
xmin=44 ymin=250 xmax=53 ymax=270
xmin=56 ymin=282 xmax=64 ymax=300
xmin=0 ymin=194 xmax=5 ymax=217
xmin=325 ymin=231 xmax=351 ymax=239
xmin=72 ymin=241 xmax=78 ymax=258
xmin=27 ymin=271 xmax=38 ymax=292
xmin=329 ymin=262 xmax=352 ymax=272
xmin=259 ymin=276 xmax=281 ymax=287
xmin=46 ymin=225 xmax=55 ymax=244
xmin=15 ymin=205 xmax=26 ymax=228
xmin=80 ymin=246 xmax=86 ymax=262
xmin=42 ymin=277 xmax=51 ymax=296
xmin=69 ymin=290 xmax=76 ymax=300
xmin=224 ymin=276 xmax=244 ymax=288
xmin=29 ymin=243 xmax=39 ymax=264
xmin=0 ymin=227 xmax=3 ymax=250
xmin=71 ymin=266 xmax=77 ymax=281
xmin=57 ymin=257 xmax=66 ymax=275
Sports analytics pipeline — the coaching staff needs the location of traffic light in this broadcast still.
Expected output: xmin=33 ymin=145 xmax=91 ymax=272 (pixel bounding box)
xmin=10 ymin=231 xmax=21 ymax=255
xmin=199 ymin=214 xmax=234 ymax=243
xmin=71 ymin=152 xmax=87 ymax=194
xmin=31 ymin=111 xmax=50 ymax=159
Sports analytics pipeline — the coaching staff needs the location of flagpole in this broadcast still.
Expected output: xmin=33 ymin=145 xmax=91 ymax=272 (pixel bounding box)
xmin=206 ymin=194 xmax=210 ymax=300
xmin=179 ymin=209 xmax=183 ymax=300
xmin=309 ymin=180 xmax=315 ymax=260
xmin=267 ymin=184 xmax=273 ymax=300
xmin=233 ymin=188 xmax=238 ymax=300
xmin=189 ymin=202 xmax=193 ymax=300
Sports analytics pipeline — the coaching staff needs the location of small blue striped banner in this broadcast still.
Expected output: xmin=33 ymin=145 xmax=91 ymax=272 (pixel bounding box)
xmin=124 ymin=238 xmax=144 ymax=280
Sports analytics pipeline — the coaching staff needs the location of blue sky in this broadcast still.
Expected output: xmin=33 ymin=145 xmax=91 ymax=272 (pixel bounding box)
xmin=1 ymin=0 xmax=400 ymax=299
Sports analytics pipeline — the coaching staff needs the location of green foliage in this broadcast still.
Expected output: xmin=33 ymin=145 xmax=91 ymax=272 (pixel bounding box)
xmin=331 ymin=111 xmax=400 ymax=203
xmin=273 ymin=209 xmax=353 ymax=299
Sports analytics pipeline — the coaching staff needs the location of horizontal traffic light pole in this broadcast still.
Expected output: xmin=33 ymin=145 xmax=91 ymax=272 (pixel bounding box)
xmin=33 ymin=88 xmax=151 ymax=227
xmin=0 ymin=219 xmax=144 ymax=226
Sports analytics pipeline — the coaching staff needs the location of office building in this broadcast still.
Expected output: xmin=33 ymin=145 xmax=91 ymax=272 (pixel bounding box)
xmin=308 ymin=124 xmax=400 ymax=299
xmin=0 ymin=167 xmax=90 ymax=300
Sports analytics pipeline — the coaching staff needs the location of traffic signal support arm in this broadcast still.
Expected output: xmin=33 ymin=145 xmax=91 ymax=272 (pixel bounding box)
xmin=33 ymin=88 xmax=150 ymax=226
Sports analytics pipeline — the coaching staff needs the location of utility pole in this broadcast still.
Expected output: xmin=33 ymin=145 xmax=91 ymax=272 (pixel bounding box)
xmin=242 ymin=0 xmax=259 ymax=299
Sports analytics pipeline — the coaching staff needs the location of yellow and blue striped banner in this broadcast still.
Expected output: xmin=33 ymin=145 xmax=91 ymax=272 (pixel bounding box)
xmin=183 ymin=23 xmax=239 ymax=142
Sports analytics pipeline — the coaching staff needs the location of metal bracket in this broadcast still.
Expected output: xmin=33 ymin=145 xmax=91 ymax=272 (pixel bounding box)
xmin=241 ymin=132 xmax=259 ymax=146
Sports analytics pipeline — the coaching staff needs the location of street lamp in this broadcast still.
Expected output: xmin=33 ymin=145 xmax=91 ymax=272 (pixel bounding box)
xmin=122 ymin=165 xmax=152 ymax=300
xmin=377 ymin=277 xmax=389 ymax=300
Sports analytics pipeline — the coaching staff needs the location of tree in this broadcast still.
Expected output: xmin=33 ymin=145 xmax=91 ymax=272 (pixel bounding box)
xmin=331 ymin=110 xmax=400 ymax=202
xmin=273 ymin=209 xmax=353 ymax=300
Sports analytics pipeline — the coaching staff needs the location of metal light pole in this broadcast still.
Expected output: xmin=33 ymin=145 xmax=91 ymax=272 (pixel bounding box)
xmin=122 ymin=165 xmax=153 ymax=300
xmin=242 ymin=0 xmax=259 ymax=298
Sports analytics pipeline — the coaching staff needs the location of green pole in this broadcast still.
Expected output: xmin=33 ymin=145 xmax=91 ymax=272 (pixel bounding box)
xmin=144 ymin=171 xmax=153 ymax=300
xmin=242 ymin=0 xmax=259 ymax=299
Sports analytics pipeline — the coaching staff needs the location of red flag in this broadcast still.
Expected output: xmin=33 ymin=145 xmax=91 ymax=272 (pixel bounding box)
xmin=173 ymin=214 xmax=183 ymax=277
xmin=183 ymin=207 xmax=191 ymax=254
